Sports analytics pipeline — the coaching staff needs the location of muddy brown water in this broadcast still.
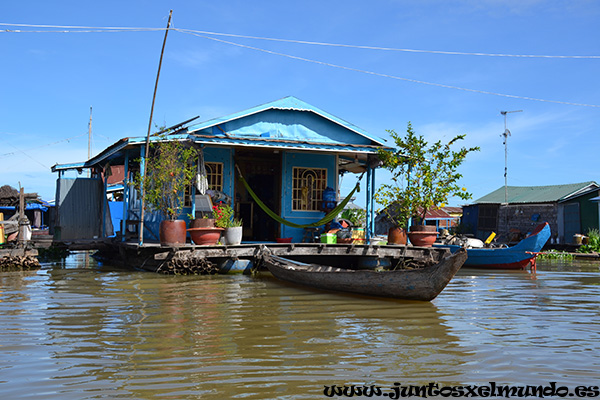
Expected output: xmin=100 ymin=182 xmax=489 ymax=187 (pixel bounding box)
xmin=0 ymin=253 xmax=599 ymax=399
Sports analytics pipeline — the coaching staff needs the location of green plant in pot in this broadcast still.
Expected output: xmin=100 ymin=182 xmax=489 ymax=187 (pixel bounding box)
xmin=340 ymin=208 xmax=367 ymax=244
xmin=213 ymin=203 xmax=243 ymax=245
xmin=189 ymin=213 xmax=216 ymax=229
xmin=375 ymin=122 xmax=479 ymax=247
xmin=340 ymin=208 xmax=366 ymax=228
xmin=137 ymin=134 xmax=198 ymax=245
xmin=373 ymin=200 xmax=411 ymax=245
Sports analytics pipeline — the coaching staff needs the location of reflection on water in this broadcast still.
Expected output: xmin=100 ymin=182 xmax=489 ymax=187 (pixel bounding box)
xmin=0 ymin=253 xmax=598 ymax=399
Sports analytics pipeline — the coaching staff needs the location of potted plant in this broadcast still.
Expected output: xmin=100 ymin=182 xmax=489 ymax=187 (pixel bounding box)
xmin=213 ymin=203 xmax=243 ymax=245
xmin=223 ymin=218 xmax=243 ymax=245
xmin=137 ymin=134 xmax=198 ymax=245
xmin=341 ymin=208 xmax=367 ymax=244
xmin=375 ymin=122 xmax=479 ymax=247
xmin=187 ymin=213 xmax=223 ymax=245
xmin=341 ymin=208 xmax=366 ymax=227
xmin=375 ymin=202 xmax=410 ymax=245
xmin=190 ymin=214 xmax=216 ymax=229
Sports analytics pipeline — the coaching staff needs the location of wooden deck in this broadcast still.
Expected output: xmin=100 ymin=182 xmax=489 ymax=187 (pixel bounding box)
xmin=90 ymin=240 xmax=449 ymax=274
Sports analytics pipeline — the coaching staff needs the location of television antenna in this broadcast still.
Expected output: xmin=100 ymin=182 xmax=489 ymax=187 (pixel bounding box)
xmin=500 ymin=110 xmax=522 ymax=203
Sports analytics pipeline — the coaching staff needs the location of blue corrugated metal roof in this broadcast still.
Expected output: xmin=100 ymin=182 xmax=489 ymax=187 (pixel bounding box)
xmin=187 ymin=96 xmax=385 ymax=146
xmin=52 ymin=135 xmax=190 ymax=172
xmin=52 ymin=98 xmax=389 ymax=172
xmin=188 ymin=135 xmax=382 ymax=154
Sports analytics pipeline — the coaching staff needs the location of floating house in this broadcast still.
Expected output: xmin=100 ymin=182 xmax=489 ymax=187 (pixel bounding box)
xmin=0 ymin=185 xmax=52 ymax=231
xmin=51 ymin=97 xmax=389 ymax=245
xmin=374 ymin=205 xmax=462 ymax=236
xmin=461 ymin=182 xmax=600 ymax=244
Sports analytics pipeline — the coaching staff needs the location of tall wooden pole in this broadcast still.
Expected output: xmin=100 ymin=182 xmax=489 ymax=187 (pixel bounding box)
xmin=18 ymin=187 xmax=25 ymax=247
xmin=139 ymin=10 xmax=173 ymax=245
xmin=88 ymin=106 xmax=92 ymax=178
xmin=500 ymin=109 xmax=522 ymax=204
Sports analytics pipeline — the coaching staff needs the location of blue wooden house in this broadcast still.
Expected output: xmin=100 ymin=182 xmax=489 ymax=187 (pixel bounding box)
xmin=51 ymin=97 xmax=388 ymax=244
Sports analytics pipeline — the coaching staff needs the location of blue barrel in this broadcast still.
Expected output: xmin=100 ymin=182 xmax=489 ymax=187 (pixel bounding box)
xmin=323 ymin=187 xmax=336 ymax=202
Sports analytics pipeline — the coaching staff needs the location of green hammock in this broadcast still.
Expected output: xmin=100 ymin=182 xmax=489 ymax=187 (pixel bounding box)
xmin=236 ymin=165 xmax=362 ymax=229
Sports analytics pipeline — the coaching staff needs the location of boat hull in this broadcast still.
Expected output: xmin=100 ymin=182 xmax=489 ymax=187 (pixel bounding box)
xmin=436 ymin=222 xmax=551 ymax=270
xmin=262 ymin=248 xmax=467 ymax=301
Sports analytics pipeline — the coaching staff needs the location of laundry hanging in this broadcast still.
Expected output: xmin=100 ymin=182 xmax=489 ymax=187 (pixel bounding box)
xmin=195 ymin=148 xmax=209 ymax=195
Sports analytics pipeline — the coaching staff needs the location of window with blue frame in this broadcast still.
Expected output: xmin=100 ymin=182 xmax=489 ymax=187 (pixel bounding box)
xmin=292 ymin=167 xmax=327 ymax=211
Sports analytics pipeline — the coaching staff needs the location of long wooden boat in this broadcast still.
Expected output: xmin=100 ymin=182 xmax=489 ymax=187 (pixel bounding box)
xmin=436 ymin=222 xmax=551 ymax=270
xmin=261 ymin=248 xmax=467 ymax=301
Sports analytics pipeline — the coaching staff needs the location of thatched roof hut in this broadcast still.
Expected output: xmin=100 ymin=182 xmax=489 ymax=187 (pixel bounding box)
xmin=0 ymin=185 xmax=40 ymax=207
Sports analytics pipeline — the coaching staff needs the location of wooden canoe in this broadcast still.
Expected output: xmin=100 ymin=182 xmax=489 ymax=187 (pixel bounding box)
xmin=261 ymin=248 xmax=467 ymax=301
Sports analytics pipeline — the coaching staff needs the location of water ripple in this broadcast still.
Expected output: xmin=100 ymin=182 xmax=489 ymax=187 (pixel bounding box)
xmin=0 ymin=255 xmax=598 ymax=398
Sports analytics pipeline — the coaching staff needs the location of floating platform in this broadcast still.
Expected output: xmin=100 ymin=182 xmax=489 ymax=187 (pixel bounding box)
xmin=0 ymin=247 xmax=40 ymax=270
xmin=93 ymin=240 xmax=449 ymax=275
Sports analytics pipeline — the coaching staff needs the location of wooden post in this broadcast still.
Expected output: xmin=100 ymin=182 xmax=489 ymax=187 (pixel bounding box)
xmin=121 ymin=151 xmax=129 ymax=241
xmin=0 ymin=212 xmax=5 ymax=245
xmin=369 ymin=167 xmax=375 ymax=241
xmin=18 ymin=187 xmax=26 ymax=246
xmin=88 ymin=107 xmax=92 ymax=178
xmin=365 ymin=165 xmax=371 ymax=241
xmin=139 ymin=9 xmax=173 ymax=246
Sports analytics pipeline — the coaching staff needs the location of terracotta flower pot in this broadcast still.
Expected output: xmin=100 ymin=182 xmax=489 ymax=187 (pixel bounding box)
xmin=190 ymin=218 xmax=215 ymax=228
xmin=408 ymin=225 xmax=438 ymax=247
xmin=187 ymin=227 xmax=224 ymax=245
xmin=159 ymin=220 xmax=187 ymax=246
xmin=388 ymin=226 xmax=407 ymax=245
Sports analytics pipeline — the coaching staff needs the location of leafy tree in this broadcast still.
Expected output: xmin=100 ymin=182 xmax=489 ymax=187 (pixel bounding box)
xmin=375 ymin=122 xmax=479 ymax=227
xmin=137 ymin=135 xmax=198 ymax=221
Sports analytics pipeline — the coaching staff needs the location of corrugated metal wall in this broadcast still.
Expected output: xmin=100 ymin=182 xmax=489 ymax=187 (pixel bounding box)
xmin=55 ymin=178 xmax=103 ymax=241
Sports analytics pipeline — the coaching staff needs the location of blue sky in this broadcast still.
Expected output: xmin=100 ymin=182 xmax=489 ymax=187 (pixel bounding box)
xmin=2 ymin=0 xmax=599 ymax=207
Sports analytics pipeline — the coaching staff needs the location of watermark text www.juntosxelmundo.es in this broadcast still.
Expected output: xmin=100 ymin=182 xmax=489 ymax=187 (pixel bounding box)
xmin=323 ymin=382 xmax=599 ymax=398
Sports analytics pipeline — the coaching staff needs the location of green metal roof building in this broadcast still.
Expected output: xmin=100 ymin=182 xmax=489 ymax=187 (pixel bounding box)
xmin=462 ymin=182 xmax=600 ymax=245
xmin=476 ymin=182 xmax=599 ymax=204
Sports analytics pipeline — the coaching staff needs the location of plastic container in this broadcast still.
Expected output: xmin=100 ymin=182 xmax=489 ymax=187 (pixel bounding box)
xmin=320 ymin=233 xmax=337 ymax=244
xmin=352 ymin=227 xmax=366 ymax=244
xmin=323 ymin=187 xmax=336 ymax=202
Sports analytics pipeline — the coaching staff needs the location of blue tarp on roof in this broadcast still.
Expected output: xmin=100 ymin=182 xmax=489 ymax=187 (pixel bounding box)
xmin=0 ymin=203 xmax=49 ymax=211
xmin=187 ymin=96 xmax=386 ymax=147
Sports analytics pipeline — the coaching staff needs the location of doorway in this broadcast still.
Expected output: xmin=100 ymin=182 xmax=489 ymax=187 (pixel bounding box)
xmin=235 ymin=149 xmax=282 ymax=241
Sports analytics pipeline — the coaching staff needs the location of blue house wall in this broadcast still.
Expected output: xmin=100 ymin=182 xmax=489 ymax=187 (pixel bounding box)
xmin=204 ymin=146 xmax=234 ymax=197
xmin=461 ymin=204 xmax=479 ymax=235
xmin=280 ymin=152 xmax=337 ymax=242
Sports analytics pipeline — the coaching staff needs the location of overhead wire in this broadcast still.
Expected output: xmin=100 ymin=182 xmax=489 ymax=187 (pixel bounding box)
xmin=1 ymin=22 xmax=599 ymax=59
xmin=0 ymin=22 xmax=163 ymax=32
xmin=180 ymin=30 xmax=600 ymax=108
xmin=1 ymin=21 xmax=598 ymax=107
xmin=6 ymin=143 xmax=50 ymax=169
xmin=0 ymin=132 xmax=89 ymax=158
xmin=174 ymin=27 xmax=600 ymax=59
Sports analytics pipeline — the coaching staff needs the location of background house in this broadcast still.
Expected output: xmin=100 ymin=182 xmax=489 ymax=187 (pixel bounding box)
xmin=461 ymin=182 xmax=600 ymax=244
xmin=0 ymin=185 xmax=54 ymax=231
xmin=374 ymin=205 xmax=462 ymax=236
